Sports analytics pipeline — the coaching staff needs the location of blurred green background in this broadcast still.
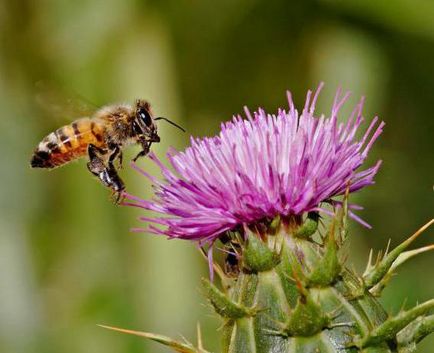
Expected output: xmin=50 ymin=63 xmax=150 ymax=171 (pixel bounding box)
xmin=1 ymin=1 xmax=433 ymax=352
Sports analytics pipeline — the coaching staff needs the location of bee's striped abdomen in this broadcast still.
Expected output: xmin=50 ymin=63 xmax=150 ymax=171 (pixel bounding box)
xmin=31 ymin=118 xmax=106 ymax=169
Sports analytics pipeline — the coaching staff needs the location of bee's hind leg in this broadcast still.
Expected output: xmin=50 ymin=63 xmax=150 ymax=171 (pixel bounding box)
xmin=87 ymin=144 xmax=125 ymax=203
xmin=106 ymin=145 xmax=125 ymax=203
xmin=105 ymin=166 xmax=125 ymax=204
xmin=87 ymin=144 xmax=108 ymax=178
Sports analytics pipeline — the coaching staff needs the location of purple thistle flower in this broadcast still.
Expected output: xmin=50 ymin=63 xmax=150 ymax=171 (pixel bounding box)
xmin=124 ymin=84 xmax=384 ymax=244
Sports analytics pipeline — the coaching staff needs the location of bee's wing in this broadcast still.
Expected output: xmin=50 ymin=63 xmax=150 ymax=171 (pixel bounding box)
xmin=34 ymin=80 xmax=98 ymax=123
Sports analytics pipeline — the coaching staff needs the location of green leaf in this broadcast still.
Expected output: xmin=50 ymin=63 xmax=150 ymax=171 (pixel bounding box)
xmin=202 ymin=278 xmax=253 ymax=319
xmin=286 ymin=292 xmax=329 ymax=337
xmin=308 ymin=222 xmax=341 ymax=286
xmin=363 ymin=219 xmax=434 ymax=288
xmin=358 ymin=299 xmax=434 ymax=347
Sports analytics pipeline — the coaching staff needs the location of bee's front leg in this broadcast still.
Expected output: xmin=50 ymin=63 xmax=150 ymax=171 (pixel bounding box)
xmin=132 ymin=141 xmax=151 ymax=162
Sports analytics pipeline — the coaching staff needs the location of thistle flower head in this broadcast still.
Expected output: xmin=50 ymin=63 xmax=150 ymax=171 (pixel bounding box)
xmin=125 ymin=84 xmax=384 ymax=243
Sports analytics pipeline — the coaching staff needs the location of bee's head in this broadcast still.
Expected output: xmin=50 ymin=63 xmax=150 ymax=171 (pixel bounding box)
xmin=133 ymin=99 xmax=160 ymax=143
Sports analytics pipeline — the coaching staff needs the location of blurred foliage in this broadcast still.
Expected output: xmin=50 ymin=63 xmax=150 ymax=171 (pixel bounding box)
xmin=0 ymin=0 xmax=433 ymax=352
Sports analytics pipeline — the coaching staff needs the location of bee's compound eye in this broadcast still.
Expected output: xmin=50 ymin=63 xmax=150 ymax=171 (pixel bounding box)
xmin=139 ymin=109 xmax=152 ymax=127
xmin=132 ymin=121 xmax=142 ymax=134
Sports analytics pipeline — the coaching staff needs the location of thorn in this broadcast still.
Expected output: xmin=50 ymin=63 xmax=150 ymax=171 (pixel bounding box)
xmin=253 ymin=305 xmax=270 ymax=315
xmin=179 ymin=334 xmax=191 ymax=345
xmin=98 ymin=324 xmax=134 ymax=334
xmin=375 ymin=249 xmax=383 ymax=266
xmin=198 ymin=246 xmax=232 ymax=290
xmin=196 ymin=323 xmax=203 ymax=350
xmin=281 ymin=271 xmax=296 ymax=283
xmin=285 ymin=248 xmax=307 ymax=286
xmin=341 ymin=270 xmax=365 ymax=299
xmin=263 ymin=313 xmax=288 ymax=328
xmin=364 ymin=248 xmax=374 ymax=275
xmin=262 ymin=328 xmax=288 ymax=337
xmin=98 ymin=324 xmax=209 ymax=353
xmin=327 ymin=321 xmax=356 ymax=329
xmin=384 ymin=239 xmax=392 ymax=258
xmin=350 ymin=264 xmax=359 ymax=277
xmin=400 ymin=298 xmax=409 ymax=314
xmin=339 ymin=185 xmax=350 ymax=244
xmin=340 ymin=249 xmax=350 ymax=266
xmin=327 ymin=305 xmax=344 ymax=320
xmin=229 ymin=242 xmax=241 ymax=257
xmin=405 ymin=219 xmax=434 ymax=243
xmin=292 ymin=268 xmax=308 ymax=298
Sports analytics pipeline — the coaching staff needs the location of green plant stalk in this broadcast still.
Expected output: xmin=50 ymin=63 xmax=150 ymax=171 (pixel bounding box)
xmin=202 ymin=216 xmax=434 ymax=353
xmin=101 ymin=217 xmax=434 ymax=352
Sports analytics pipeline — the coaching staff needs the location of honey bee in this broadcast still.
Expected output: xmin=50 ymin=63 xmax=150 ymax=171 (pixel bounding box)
xmin=30 ymin=99 xmax=184 ymax=202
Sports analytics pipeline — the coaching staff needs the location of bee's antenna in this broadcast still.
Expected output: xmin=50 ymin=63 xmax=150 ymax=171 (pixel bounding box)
xmin=154 ymin=117 xmax=186 ymax=132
